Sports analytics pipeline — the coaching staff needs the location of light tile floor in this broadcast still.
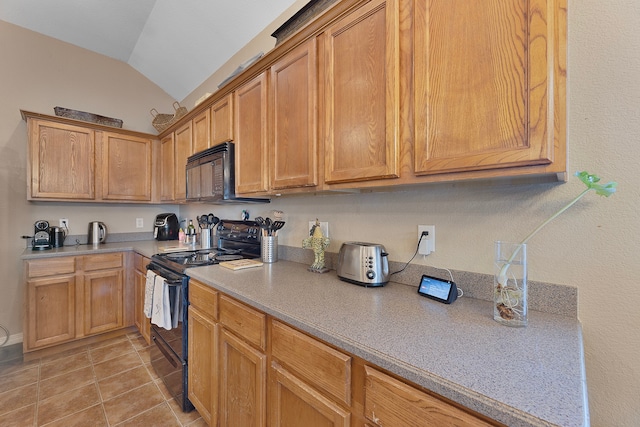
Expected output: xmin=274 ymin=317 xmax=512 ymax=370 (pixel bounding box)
xmin=0 ymin=332 xmax=205 ymax=426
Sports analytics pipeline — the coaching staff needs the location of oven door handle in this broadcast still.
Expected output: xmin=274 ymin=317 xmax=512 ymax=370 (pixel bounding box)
xmin=152 ymin=335 xmax=180 ymax=368
xmin=147 ymin=263 xmax=184 ymax=285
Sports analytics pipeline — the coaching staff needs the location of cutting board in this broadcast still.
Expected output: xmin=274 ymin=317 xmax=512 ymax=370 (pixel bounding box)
xmin=219 ymin=259 xmax=264 ymax=271
xmin=158 ymin=245 xmax=191 ymax=253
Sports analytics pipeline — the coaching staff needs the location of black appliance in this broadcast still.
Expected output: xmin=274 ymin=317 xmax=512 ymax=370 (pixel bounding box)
xmin=49 ymin=226 xmax=66 ymax=248
xmin=32 ymin=220 xmax=52 ymax=250
xmin=186 ymin=142 xmax=270 ymax=204
xmin=154 ymin=213 xmax=180 ymax=240
xmin=147 ymin=220 xmax=261 ymax=412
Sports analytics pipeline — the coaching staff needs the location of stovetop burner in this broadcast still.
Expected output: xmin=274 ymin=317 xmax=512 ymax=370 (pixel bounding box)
xmin=151 ymin=220 xmax=261 ymax=273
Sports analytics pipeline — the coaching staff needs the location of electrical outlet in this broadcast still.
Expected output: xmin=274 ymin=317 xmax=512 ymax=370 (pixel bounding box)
xmin=309 ymin=221 xmax=329 ymax=238
xmin=418 ymin=225 xmax=435 ymax=255
xmin=136 ymin=218 xmax=144 ymax=228
xmin=59 ymin=218 xmax=69 ymax=229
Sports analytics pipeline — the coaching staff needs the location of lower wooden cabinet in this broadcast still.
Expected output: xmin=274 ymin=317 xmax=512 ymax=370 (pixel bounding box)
xmin=363 ymin=366 xmax=496 ymax=427
xmin=26 ymin=272 xmax=76 ymax=350
xmin=24 ymin=252 xmax=132 ymax=353
xmin=219 ymin=327 xmax=267 ymax=427
xmin=187 ymin=280 xmax=501 ymax=427
xmin=134 ymin=253 xmax=151 ymax=344
xmin=270 ymin=363 xmax=350 ymax=427
xmin=188 ymin=305 xmax=217 ymax=425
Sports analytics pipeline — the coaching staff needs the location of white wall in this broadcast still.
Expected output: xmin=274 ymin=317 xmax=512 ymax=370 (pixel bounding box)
xmin=0 ymin=20 xmax=177 ymax=344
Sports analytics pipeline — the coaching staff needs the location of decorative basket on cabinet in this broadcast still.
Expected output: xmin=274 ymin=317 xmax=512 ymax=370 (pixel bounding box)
xmin=150 ymin=101 xmax=188 ymax=132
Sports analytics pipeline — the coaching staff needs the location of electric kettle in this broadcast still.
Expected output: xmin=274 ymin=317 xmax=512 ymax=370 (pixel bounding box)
xmin=88 ymin=221 xmax=107 ymax=244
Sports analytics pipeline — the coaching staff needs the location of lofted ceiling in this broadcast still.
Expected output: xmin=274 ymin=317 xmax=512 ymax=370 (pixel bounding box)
xmin=0 ymin=0 xmax=299 ymax=100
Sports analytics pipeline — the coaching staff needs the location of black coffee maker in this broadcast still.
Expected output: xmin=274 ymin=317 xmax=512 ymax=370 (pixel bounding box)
xmin=33 ymin=220 xmax=52 ymax=250
xmin=154 ymin=213 xmax=180 ymax=240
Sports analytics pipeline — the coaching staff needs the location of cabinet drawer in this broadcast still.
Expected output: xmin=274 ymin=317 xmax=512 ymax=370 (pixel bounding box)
xmin=81 ymin=253 xmax=123 ymax=271
xmin=219 ymin=295 xmax=266 ymax=350
xmin=189 ymin=280 xmax=218 ymax=320
xmin=27 ymin=257 xmax=75 ymax=278
xmin=134 ymin=253 xmax=149 ymax=272
xmin=271 ymin=320 xmax=351 ymax=405
xmin=364 ymin=366 xmax=497 ymax=427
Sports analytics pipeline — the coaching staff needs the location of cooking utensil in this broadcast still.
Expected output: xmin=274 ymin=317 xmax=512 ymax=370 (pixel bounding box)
xmin=271 ymin=221 xmax=285 ymax=232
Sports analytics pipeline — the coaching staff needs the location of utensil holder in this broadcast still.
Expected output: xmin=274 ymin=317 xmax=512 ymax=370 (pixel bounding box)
xmin=201 ymin=229 xmax=212 ymax=249
xmin=261 ymin=235 xmax=278 ymax=263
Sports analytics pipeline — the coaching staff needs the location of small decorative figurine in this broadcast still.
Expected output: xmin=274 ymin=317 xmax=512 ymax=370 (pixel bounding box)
xmin=302 ymin=219 xmax=330 ymax=273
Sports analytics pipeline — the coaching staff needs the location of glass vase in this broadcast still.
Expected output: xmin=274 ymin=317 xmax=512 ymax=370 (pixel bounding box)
xmin=494 ymin=241 xmax=527 ymax=327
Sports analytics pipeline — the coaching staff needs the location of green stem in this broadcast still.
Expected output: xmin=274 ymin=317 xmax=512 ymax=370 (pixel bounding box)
xmin=499 ymin=187 xmax=592 ymax=280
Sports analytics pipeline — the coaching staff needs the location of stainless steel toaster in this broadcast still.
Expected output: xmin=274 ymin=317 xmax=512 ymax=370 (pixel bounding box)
xmin=337 ymin=242 xmax=390 ymax=287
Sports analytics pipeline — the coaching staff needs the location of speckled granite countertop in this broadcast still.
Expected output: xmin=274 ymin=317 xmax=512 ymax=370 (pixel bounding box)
xmin=188 ymin=262 xmax=588 ymax=427
xmin=21 ymin=243 xmax=588 ymax=427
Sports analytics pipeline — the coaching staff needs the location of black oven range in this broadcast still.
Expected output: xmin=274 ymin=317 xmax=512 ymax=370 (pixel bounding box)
xmin=146 ymin=220 xmax=261 ymax=412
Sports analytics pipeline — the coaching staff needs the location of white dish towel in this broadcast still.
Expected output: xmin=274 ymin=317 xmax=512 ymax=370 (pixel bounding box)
xmin=144 ymin=270 xmax=156 ymax=318
xmin=151 ymin=275 xmax=173 ymax=330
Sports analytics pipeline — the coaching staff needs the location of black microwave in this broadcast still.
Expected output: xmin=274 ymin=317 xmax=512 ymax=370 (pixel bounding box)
xmin=185 ymin=142 xmax=269 ymax=204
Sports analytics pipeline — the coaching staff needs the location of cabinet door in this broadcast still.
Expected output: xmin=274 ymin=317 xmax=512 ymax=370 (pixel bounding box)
xmin=211 ymin=94 xmax=234 ymax=145
xmin=413 ymin=0 xmax=560 ymax=175
xmin=219 ymin=328 xmax=267 ymax=427
xmin=193 ymin=109 xmax=211 ymax=154
xmin=364 ymin=366 xmax=496 ymax=426
xmin=234 ymin=72 xmax=269 ymax=194
xmin=101 ymin=132 xmax=153 ymax=201
xmin=188 ymin=306 xmax=218 ymax=426
xmin=174 ymin=121 xmax=193 ymax=200
xmin=134 ymin=254 xmax=151 ymax=344
xmin=160 ymin=133 xmax=175 ymax=201
xmin=323 ymin=0 xmax=400 ymax=184
xmin=26 ymin=275 xmax=76 ymax=350
xmin=270 ymin=38 xmax=319 ymax=190
xmin=28 ymin=119 xmax=95 ymax=199
xmin=82 ymin=269 xmax=124 ymax=336
xmin=270 ymin=363 xmax=350 ymax=427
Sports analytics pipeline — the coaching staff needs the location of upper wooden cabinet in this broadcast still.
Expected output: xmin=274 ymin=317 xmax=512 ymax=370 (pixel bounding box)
xmin=413 ymin=0 xmax=565 ymax=176
xmin=156 ymin=0 xmax=566 ymax=192
xmin=270 ymin=38 xmax=319 ymax=191
xmin=101 ymin=132 xmax=153 ymax=201
xmin=192 ymin=108 xmax=211 ymax=154
xmin=323 ymin=0 xmax=400 ymax=184
xmin=27 ymin=118 xmax=95 ymax=200
xmin=174 ymin=121 xmax=193 ymax=201
xmin=211 ymin=94 xmax=234 ymax=145
xmin=234 ymin=72 xmax=269 ymax=195
xmin=23 ymin=111 xmax=158 ymax=203
xmin=159 ymin=133 xmax=175 ymax=202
